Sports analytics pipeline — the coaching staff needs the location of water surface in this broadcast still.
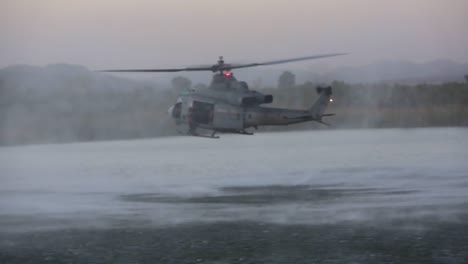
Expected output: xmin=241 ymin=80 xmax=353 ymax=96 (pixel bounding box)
xmin=1 ymin=128 xmax=467 ymax=263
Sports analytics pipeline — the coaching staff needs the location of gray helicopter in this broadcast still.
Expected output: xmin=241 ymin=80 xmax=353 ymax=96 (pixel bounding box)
xmin=101 ymin=54 xmax=345 ymax=138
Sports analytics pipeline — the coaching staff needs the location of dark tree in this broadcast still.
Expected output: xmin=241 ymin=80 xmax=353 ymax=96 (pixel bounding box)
xmin=278 ymin=71 xmax=296 ymax=89
xmin=171 ymin=76 xmax=192 ymax=91
xmin=464 ymin=74 xmax=468 ymax=83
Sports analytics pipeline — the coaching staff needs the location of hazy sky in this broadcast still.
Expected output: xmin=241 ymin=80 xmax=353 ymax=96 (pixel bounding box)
xmin=1 ymin=0 xmax=467 ymax=69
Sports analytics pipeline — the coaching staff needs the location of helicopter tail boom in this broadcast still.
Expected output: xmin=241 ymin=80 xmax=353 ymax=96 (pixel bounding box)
xmin=310 ymin=86 xmax=333 ymax=120
xmin=243 ymin=86 xmax=334 ymax=128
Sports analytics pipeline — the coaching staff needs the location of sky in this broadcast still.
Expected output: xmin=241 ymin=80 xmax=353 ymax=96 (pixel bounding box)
xmin=1 ymin=0 xmax=467 ymax=70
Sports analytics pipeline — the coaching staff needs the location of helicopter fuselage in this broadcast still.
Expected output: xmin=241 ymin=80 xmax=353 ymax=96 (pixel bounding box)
xmin=168 ymin=73 xmax=333 ymax=136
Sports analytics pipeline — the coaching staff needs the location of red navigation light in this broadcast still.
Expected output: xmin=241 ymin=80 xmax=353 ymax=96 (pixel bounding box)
xmin=225 ymin=72 xmax=232 ymax=77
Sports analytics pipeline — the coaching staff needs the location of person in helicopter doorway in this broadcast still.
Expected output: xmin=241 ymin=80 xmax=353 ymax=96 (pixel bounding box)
xmin=188 ymin=107 xmax=197 ymax=135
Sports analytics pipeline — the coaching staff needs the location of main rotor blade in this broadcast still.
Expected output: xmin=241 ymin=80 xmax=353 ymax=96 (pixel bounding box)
xmin=98 ymin=53 xmax=347 ymax=73
xmin=98 ymin=66 xmax=214 ymax=73
xmin=227 ymin=53 xmax=347 ymax=70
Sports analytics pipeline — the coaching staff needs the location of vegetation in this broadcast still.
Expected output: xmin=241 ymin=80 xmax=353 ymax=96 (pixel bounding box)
xmin=260 ymin=79 xmax=468 ymax=131
xmin=278 ymin=71 xmax=296 ymax=89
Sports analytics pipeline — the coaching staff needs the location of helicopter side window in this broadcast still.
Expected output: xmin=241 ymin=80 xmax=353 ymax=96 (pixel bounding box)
xmin=238 ymin=81 xmax=249 ymax=91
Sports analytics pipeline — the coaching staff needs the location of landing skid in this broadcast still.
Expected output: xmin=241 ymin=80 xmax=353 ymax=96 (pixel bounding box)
xmin=190 ymin=130 xmax=219 ymax=139
xmin=192 ymin=133 xmax=219 ymax=139
xmin=178 ymin=127 xmax=254 ymax=138
xmin=238 ymin=130 xmax=254 ymax=135
xmin=191 ymin=129 xmax=253 ymax=138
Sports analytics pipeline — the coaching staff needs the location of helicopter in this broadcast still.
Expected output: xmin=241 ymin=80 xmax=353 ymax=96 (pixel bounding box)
xmin=101 ymin=53 xmax=346 ymax=138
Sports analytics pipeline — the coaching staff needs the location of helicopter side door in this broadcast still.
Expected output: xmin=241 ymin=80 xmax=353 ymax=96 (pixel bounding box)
xmin=191 ymin=101 xmax=214 ymax=125
xmin=212 ymin=104 xmax=244 ymax=130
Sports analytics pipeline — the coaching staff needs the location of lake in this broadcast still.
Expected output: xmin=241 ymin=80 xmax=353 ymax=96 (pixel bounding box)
xmin=1 ymin=128 xmax=467 ymax=263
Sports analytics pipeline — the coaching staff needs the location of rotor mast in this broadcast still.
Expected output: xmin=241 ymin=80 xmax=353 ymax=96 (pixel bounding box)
xmin=217 ymin=56 xmax=226 ymax=74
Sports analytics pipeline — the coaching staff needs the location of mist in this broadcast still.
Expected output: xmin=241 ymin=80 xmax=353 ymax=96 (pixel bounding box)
xmin=2 ymin=128 xmax=468 ymax=263
xmin=0 ymin=64 xmax=179 ymax=145
xmin=1 ymin=61 xmax=467 ymax=146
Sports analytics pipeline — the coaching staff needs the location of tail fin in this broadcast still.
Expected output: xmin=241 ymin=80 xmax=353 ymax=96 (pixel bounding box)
xmin=310 ymin=86 xmax=333 ymax=120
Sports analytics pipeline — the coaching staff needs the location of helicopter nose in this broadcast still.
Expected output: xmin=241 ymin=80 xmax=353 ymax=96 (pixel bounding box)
xmin=167 ymin=105 xmax=175 ymax=118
